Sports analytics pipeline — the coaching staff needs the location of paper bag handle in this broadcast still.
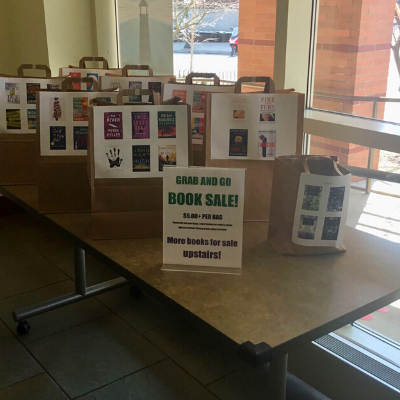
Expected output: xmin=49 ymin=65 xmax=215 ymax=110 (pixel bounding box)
xmin=234 ymin=77 xmax=275 ymax=94
xmin=122 ymin=65 xmax=154 ymax=77
xmin=61 ymin=77 xmax=100 ymax=91
xmin=185 ymin=73 xmax=220 ymax=86
xmin=117 ymin=89 xmax=160 ymax=105
xmin=303 ymin=156 xmax=342 ymax=176
xmin=79 ymin=57 xmax=109 ymax=69
xmin=17 ymin=64 xmax=51 ymax=78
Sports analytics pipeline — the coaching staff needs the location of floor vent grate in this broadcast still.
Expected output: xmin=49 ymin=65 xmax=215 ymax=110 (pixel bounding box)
xmin=315 ymin=335 xmax=400 ymax=391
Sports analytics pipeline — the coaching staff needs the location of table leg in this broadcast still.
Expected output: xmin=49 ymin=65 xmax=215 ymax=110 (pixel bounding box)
xmin=74 ymin=246 xmax=87 ymax=295
xmin=267 ymin=353 xmax=288 ymax=400
xmin=12 ymin=246 xmax=129 ymax=329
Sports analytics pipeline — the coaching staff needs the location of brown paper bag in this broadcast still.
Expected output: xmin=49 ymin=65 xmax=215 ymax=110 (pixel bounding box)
xmin=88 ymin=89 xmax=192 ymax=239
xmin=100 ymin=64 xmax=176 ymax=104
xmin=0 ymin=64 xmax=64 ymax=185
xmin=163 ymin=73 xmax=235 ymax=167
xmin=37 ymin=77 xmax=117 ymax=213
xmin=205 ymin=77 xmax=305 ymax=222
xmin=59 ymin=57 xmax=122 ymax=90
xmin=268 ymin=155 xmax=351 ymax=255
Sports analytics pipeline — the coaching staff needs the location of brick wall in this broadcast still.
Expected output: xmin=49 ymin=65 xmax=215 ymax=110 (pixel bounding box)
xmin=237 ymin=0 xmax=276 ymax=78
xmin=311 ymin=0 xmax=394 ymax=177
xmin=237 ymin=0 xmax=394 ymax=177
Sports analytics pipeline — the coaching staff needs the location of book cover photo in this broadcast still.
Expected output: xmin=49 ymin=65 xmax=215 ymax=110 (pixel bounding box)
xmin=297 ymin=215 xmax=318 ymax=240
xmin=158 ymin=111 xmax=176 ymax=138
xmin=129 ymin=81 xmax=142 ymax=102
xmin=258 ymin=131 xmax=276 ymax=158
xmin=302 ymin=185 xmax=322 ymax=211
xmin=47 ymin=83 xmax=61 ymax=90
xmin=172 ymin=89 xmax=187 ymax=103
xmin=73 ymin=97 xmax=89 ymax=122
xmin=260 ymin=96 xmax=276 ymax=122
xmin=104 ymin=112 xmax=123 ymax=139
xmin=158 ymin=145 xmax=176 ymax=171
xmin=192 ymin=117 xmax=204 ymax=140
xmin=87 ymin=73 xmax=98 ymax=90
xmin=49 ymin=97 xmax=64 ymax=121
xmin=132 ymin=145 xmax=151 ymax=172
xmin=5 ymin=83 xmax=20 ymax=104
xmin=26 ymin=83 xmax=40 ymax=104
xmin=106 ymin=147 xmax=123 ymax=172
xmin=27 ymin=109 xmax=36 ymax=129
xmin=321 ymin=217 xmax=341 ymax=241
xmin=229 ymin=129 xmax=248 ymax=157
xmin=132 ymin=112 xmax=150 ymax=139
xmin=69 ymin=72 xmax=82 ymax=90
xmin=50 ymin=126 xmax=66 ymax=150
xmin=327 ymin=187 xmax=346 ymax=212
xmin=192 ymin=91 xmax=206 ymax=113
xmin=6 ymin=109 xmax=21 ymax=129
xmin=148 ymin=82 xmax=162 ymax=102
xmin=74 ymin=126 xmax=88 ymax=150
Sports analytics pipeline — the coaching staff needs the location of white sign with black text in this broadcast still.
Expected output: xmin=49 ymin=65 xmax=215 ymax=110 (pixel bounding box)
xmin=163 ymin=166 xmax=245 ymax=274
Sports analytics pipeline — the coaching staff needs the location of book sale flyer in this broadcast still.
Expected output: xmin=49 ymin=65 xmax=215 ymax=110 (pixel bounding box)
xmin=210 ymin=93 xmax=300 ymax=161
xmin=1 ymin=77 xmax=64 ymax=133
xmin=38 ymin=91 xmax=117 ymax=156
xmin=92 ymin=105 xmax=189 ymax=179
xmin=162 ymin=166 xmax=245 ymax=273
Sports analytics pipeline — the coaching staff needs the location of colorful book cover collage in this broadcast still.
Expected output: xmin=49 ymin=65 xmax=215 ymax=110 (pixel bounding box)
xmin=163 ymin=83 xmax=235 ymax=146
xmin=209 ymin=93 xmax=301 ymax=161
xmin=292 ymin=172 xmax=351 ymax=247
xmin=100 ymin=76 xmax=172 ymax=105
xmin=39 ymin=91 xmax=117 ymax=156
xmin=228 ymin=95 xmax=276 ymax=160
xmin=0 ymin=78 xmax=63 ymax=133
xmin=93 ymin=106 xmax=189 ymax=179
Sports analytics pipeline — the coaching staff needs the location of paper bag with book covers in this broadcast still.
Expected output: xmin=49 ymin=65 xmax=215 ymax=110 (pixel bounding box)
xmin=37 ymin=77 xmax=118 ymax=213
xmin=0 ymin=64 xmax=64 ymax=184
xmin=163 ymin=73 xmax=235 ymax=166
xmin=268 ymin=155 xmax=351 ymax=255
xmin=59 ymin=57 xmax=122 ymax=91
xmin=101 ymin=64 xmax=175 ymax=104
xmin=204 ymin=77 xmax=305 ymax=222
xmin=88 ymin=89 xmax=192 ymax=239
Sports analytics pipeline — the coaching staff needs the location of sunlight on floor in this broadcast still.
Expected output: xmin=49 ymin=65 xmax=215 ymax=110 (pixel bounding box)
xmin=347 ymin=181 xmax=400 ymax=345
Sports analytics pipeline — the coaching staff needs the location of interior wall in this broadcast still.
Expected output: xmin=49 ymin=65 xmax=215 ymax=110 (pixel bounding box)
xmin=0 ymin=0 xmax=49 ymax=76
xmin=94 ymin=0 xmax=119 ymax=68
xmin=43 ymin=0 xmax=97 ymax=73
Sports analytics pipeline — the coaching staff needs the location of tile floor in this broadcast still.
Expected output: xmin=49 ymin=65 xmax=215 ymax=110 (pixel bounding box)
xmin=0 ymin=211 xmax=270 ymax=400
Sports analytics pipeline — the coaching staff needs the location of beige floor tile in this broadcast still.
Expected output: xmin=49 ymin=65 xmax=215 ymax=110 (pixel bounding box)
xmin=0 ymin=373 xmax=68 ymax=400
xmin=144 ymin=319 xmax=245 ymax=385
xmin=28 ymin=314 xmax=166 ymax=398
xmin=0 ymin=323 xmax=42 ymax=390
xmin=78 ymin=359 xmax=218 ymax=400
xmin=26 ymin=233 xmax=75 ymax=264
xmin=96 ymin=286 xmax=175 ymax=333
xmin=0 ymin=252 xmax=68 ymax=300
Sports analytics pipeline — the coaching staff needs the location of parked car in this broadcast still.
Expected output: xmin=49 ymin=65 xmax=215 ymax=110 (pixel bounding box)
xmin=229 ymin=27 xmax=238 ymax=56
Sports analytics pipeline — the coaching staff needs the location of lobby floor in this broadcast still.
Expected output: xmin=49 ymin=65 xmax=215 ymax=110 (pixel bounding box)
xmin=0 ymin=211 xmax=283 ymax=400
xmin=347 ymin=182 xmax=400 ymax=346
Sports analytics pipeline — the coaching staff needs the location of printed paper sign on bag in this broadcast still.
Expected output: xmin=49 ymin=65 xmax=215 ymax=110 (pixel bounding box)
xmin=0 ymin=77 xmax=63 ymax=133
xmin=92 ymin=104 xmax=189 ymax=179
xmin=292 ymin=173 xmax=351 ymax=247
xmin=163 ymin=166 xmax=245 ymax=273
xmin=210 ymin=93 xmax=299 ymax=160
